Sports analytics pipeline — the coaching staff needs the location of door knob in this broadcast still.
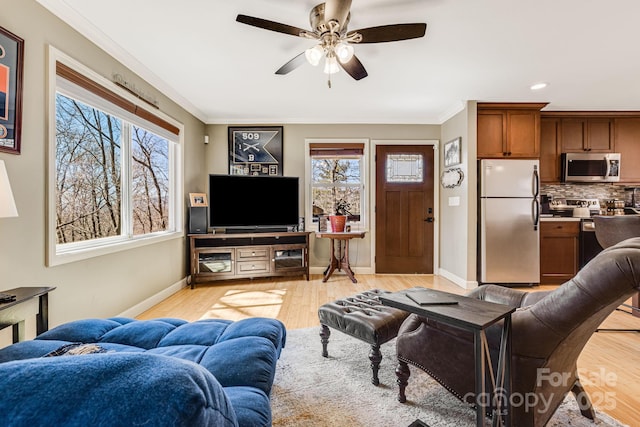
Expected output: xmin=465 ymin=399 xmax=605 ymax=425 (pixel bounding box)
xmin=424 ymin=217 xmax=434 ymax=223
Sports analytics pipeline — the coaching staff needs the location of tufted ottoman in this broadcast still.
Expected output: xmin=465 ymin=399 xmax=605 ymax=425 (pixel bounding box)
xmin=318 ymin=289 xmax=410 ymax=385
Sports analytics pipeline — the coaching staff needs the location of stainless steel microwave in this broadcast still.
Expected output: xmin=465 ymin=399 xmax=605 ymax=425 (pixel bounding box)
xmin=561 ymin=152 xmax=621 ymax=183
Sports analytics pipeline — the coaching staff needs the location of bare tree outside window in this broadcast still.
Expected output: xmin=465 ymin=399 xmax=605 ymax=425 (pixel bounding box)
xmin=132 ymin=126 xmax=169 ymax=235
xmin=55 ymin=93 xmax=170 ymax=244
xmin=55 ymin=94 xmax=121 ymax=244
xmin=311 ymin=157 xmax=362 ymax=222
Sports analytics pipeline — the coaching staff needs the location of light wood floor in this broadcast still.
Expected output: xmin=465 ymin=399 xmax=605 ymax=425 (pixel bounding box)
xmin=138 ymin=274 xmax=640 ymax=426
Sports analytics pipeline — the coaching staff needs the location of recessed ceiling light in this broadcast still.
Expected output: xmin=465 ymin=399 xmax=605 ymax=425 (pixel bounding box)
xmin=530 ymin=82 xmax=548 ymax=91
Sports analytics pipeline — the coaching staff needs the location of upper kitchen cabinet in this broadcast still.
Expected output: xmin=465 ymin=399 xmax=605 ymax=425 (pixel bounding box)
xmin=614 ymin=118 xmax=640 ymax=183
xmin=560 ymin=117 xmax=614 ymax=152
xmin=477 ymin=103 xmax=547 ymax=158
xmin=540 ymin=117 xmax=561 ymax=183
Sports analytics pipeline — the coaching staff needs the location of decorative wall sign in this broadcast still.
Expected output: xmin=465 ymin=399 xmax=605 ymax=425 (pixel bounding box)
xmin=0 ymin=26 xmax=24 ymax=155
xmin=228 ymin=126 xmax=283 ymax=176
xmin=441 ymin=168 xmax=465 ymax=188
xmin=443 ymin=137 xmax=461 ymax=167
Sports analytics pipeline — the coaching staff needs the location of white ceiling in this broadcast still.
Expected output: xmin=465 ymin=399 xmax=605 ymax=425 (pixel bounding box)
xmin=37 ymin=0 xmax=640 ymax=125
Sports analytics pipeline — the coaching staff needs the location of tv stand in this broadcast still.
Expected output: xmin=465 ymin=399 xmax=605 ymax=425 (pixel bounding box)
xmin=188 ymin=231 xmax=310 ymax=288
xmin=224 ymin=226 xmax=290 ymax=234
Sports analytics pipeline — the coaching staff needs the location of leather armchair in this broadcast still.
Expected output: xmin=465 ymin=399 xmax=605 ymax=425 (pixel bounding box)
xmin=593 ymin=215 xmax=640 ymax=320
xmin=395 ymin=237 xmax=640 ymax=427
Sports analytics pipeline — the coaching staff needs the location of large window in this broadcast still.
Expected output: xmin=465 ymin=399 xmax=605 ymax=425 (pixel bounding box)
xmin=48 ymin=50 xmax=182 ymax=265
xmin=307 ymin=140 xmax=367 ymax=228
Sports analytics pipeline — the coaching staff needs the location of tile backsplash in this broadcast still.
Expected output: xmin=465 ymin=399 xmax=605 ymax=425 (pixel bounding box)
xmin=541 ymin=183 xmax=639 ymax=206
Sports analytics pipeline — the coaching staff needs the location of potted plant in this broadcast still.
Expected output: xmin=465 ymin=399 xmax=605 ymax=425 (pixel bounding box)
xmin=329 ymin=199 xmax=351 ymax=232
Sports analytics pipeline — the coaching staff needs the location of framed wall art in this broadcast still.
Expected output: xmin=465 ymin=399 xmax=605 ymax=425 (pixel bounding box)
xmin=228 ymin=126 xmax=283 ymax=176
xmin=443 ymin=137 xmax=461 ymax=167
xmin=0 ymin=26 xmax=24 ymax=155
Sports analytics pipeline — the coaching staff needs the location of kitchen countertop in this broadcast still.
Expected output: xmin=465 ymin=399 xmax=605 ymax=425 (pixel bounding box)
xmin=540 ymin=216 xmax=583 ymax=222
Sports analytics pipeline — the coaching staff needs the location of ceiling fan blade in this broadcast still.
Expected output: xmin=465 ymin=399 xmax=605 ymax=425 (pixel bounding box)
xmin=324 ymin=0 xmax=352 ymax=29
xmin=350 ymin=23 xmax=427 ymax=44
xmin=236 ymin=14 xmax=309 ymax=38
xmin=275 ymin=52 xmax=308 ymax=75
xmin=339 ymin=55 xmax=368 ymax=81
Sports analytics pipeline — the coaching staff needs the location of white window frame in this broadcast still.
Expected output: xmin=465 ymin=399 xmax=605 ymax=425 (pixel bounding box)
xmin=304 ymin=138 xmax=369 ymax=231
xmin=46 ymin=47 xmax=184 ymax=266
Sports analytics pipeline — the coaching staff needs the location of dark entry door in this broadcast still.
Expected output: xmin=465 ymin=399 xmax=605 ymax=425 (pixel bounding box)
xmin=375 ymin=145 xmax=435 ymax=273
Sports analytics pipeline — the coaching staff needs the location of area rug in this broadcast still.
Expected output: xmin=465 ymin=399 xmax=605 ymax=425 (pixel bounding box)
xmin=270 ymin=327 xmax=628 ymax=427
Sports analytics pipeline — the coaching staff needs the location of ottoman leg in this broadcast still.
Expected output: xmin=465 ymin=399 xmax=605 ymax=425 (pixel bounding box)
xmin=396 ymin=360 xmax=411 ymax=403
xmin=369 ymin=344 xmax=382 ymax=386
xmin=320 ymin=324 xmax=331 ymax=357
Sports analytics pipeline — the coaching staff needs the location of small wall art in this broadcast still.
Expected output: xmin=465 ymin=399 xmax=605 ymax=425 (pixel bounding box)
xmin=441 ymin=168 xmax=465 ymax=189
xmin=443 ymin=137 xmax=461 ymax=167
xmin=0 ymin=26 xmax=24 ymax=155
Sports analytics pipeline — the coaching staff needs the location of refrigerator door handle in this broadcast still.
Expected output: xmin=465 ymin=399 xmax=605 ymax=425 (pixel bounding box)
xmin=532 ymin=167 xmax=540 ymax=198
xmin=532 ymin=198 xmax=540 ymax=231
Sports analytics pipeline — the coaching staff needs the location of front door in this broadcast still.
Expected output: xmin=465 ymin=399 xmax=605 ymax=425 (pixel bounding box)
xmin=375 ymin=145 xmax=434 ymax=273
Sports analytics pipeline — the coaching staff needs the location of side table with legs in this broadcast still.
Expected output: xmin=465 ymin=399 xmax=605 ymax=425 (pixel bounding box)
xmin=0 ymin=287 xmax=56 ymax=343
xmin=315 ymin=231 xmax=366 ymax=283
xmin=380 ymin=288 xmax=515 ymax=427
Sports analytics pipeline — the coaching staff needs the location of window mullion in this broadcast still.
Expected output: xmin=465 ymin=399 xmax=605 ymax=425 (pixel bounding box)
xmin=122 ymin=122 xmax=133 ymax=238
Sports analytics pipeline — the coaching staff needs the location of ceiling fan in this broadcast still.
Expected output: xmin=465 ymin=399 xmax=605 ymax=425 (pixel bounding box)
xmin=236 ymin=0 xmax=427 ymax=86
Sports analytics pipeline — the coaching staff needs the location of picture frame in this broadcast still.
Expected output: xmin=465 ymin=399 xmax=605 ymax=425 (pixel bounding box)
xmin=228 ymin=126 xmax=283 ymax=176
xmin=189 ymin=192 xmax=208 ymax=207
xmin=0 ymin=26 xmax=24 ymax=155
xmin=443 ymin=137 xmax=461 ymax=167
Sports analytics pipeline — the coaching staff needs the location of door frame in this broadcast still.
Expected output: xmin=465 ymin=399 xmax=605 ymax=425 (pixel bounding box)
xmin=371 ymin=139 xmax=440 ymax=274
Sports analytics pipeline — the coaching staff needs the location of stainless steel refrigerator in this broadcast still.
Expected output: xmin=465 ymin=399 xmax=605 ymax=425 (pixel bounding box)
xmin=479 ymin=159 xmax=540 ymax=285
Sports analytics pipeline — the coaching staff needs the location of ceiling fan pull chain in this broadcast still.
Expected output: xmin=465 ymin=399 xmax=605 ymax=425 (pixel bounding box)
xmin=328 ymin=74 xmax=332 ymax=89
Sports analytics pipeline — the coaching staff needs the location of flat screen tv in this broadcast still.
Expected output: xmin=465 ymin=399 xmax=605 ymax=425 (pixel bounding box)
xmin=209 ymin=174 xmax=299 ymax=233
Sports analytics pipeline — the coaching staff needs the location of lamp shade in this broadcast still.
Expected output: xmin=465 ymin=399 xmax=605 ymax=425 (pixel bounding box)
xmin=0 ymin=160 xmax=18 ymax=218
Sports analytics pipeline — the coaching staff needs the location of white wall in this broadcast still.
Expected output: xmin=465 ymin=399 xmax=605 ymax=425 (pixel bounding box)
xmin=0 ymin=0 xmax=206 ymax=334
xmin=439 ymin=101 xmax=478 ymax=288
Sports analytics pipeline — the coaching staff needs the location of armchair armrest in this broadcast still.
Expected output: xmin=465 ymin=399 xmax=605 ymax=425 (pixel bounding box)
xmin=466 ymin=284 xmax=551 ymax=308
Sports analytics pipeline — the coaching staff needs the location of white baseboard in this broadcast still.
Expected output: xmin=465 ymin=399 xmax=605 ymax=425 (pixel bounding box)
xmin=118 ymin=278 xmax=188 ymax=318
xmin=438 ymin=268 xmax=478 ymax=290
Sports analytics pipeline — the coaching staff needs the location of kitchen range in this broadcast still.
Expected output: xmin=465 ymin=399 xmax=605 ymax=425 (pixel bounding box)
xmin=544 ymin=198 xmax=603 ymax=268
xmin=543 ymin=195 xmax=640 ymax=268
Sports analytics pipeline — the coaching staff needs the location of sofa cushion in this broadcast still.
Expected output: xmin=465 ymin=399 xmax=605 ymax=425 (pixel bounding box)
xmin=0 ymin=317 xmax=286 ymax=427
xmin=0 ymin=352 xmax=238 ymax=427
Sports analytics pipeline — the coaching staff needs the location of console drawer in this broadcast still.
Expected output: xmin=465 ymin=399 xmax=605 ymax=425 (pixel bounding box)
xmin=236 ymin=247 xmax=269 ymax=260
xmin=236 ymin=260 xmax=270 ymax=274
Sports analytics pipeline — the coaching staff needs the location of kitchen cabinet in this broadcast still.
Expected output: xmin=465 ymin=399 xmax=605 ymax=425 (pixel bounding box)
xmin=540 ymin=117 xmax=561 ymax=183
xmin=477 ymin=103 xmax=547 ymax=158
xmin=614 ymin=118 xmax=640 ymax=183
xmin=560 ymin=118 xmax=614 ymax=152
xmin=540 ymin=220 xmax=580 ymax=284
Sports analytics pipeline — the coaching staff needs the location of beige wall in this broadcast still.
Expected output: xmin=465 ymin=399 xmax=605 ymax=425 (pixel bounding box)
xmin=0 ymin=0 xmax=206 ymax=334
xmin=439 ymin=101 xmax=478 ymax=288
xmin=0 ymin=0 xmax=480 ymax=343
xmin=205 ymin=123 xmax=441 ymax=271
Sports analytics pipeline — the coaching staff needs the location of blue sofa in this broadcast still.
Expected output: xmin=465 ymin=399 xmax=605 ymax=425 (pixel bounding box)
xmin=0 ymin=316 xmax=286 ymax=427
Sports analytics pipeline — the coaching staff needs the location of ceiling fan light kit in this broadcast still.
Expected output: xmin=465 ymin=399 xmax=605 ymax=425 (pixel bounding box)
xmin=236 ymin=0 xmax=427 ymax=86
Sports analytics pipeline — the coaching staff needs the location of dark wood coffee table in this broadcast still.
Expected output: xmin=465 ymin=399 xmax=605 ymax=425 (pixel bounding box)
xmin=379 ymin=288 xmax=515 ymax=427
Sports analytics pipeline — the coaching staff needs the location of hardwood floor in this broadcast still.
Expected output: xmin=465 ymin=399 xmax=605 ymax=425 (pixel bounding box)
xmin=137 ymin=274 xmax=640 ymax=426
